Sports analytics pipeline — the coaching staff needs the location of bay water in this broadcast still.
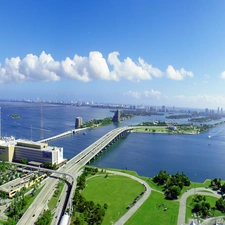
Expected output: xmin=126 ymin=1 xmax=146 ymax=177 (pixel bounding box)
xmin=1 ymin=102 xmax=225 ymax=182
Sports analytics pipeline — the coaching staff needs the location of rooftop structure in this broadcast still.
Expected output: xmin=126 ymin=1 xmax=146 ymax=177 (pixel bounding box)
xmin=0 ymin=171 xmax=46 ymax=198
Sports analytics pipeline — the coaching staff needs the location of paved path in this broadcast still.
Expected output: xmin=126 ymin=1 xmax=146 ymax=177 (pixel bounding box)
xmin=177 ymin=188 xmax=221 ymax=225
xmin=104 ymin=170 xmax=152 ymax=225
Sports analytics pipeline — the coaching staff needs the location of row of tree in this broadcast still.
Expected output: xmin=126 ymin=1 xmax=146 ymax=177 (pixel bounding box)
xmin=36 ymin=209 xmax=52 ymax=225
xmin=153 ymin=170 xmax=191 ymax=199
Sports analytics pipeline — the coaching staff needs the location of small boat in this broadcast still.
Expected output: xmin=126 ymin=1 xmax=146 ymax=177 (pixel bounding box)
xmin=208 ymin=135 xmax=211 ymax=138
xmin=83 ymin=132 xmax=86 ymax=135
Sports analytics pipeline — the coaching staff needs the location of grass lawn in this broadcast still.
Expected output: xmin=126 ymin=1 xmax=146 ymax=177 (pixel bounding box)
xmin=82 ymin=174 xmax=145 ymax=225
xmin=101 ymin=168 xmax=164 ymax=192
xmin=180 ymin=180 xmax=211 ymax=196
xmin=134 ymin=126 xmax=167 ymax=133
xmin=139 ymin=176 xmax=164 ymax=192
xmin=125 ymin=190 xmax=179 ymax=225
xmin=186 ymin=195 xmax=224 ymax=223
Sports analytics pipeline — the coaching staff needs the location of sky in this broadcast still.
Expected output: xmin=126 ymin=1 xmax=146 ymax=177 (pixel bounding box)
xmin=0 ymin=0 xmax=225 ymax=109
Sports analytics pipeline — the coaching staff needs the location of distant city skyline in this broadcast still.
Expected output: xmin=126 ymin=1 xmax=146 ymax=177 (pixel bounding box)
xmin=0 ymin=1 xmax=225 ymax=109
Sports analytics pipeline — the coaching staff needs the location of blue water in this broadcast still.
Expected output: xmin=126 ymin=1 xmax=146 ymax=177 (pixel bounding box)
xmin=1 ymin=102 xmax=225 ymax=182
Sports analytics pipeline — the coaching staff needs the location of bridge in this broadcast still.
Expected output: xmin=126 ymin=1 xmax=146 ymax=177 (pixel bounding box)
xmin=39 ymin=128 xmax=88 ymax=143
xmin=63 ymin=126 xmax=133 ymax=216
xmin=16 ymin=126 xmax=133 ymax=225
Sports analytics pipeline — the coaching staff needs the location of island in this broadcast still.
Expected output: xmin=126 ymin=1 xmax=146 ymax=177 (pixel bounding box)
xmin=9 ymin=114 xmax=22 ymax=119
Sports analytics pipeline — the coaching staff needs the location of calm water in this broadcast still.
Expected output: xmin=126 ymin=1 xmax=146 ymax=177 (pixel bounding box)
xmin=1 ymin=102 xmax=225 ymax=182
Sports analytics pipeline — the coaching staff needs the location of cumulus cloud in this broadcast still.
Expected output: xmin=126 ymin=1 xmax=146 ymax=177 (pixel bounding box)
xmin=0 ymin=51 xmax=194 ymax=84
xmin=166 ymin=65 xmax=194 ymax=80
xmin=108 ymin=52 xmax=153 ymax=82
xmin=0 ymin=51 xmax=60 ymax=83
xmin=220 ymin=71 xmax=225 ymax=79
xmin=138 ymin=58 xmax=163 ymax=78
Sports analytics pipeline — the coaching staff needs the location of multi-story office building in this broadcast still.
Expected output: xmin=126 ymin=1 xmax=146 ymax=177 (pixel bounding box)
xmin=75 ymin=117 xmax=83 ymax=128
xmin=0 ymin=138 xmax=64 ymax=166
xmin=112 ymin=109 xmax=120 ymax=122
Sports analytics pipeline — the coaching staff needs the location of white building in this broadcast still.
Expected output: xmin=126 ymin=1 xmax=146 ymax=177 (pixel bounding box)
xmin=0 ymin=139 xmax=64 ymax=166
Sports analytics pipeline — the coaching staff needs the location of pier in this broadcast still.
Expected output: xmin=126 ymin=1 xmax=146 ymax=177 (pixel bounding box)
xmin=39 ymin=128 xmax=88 ymax=142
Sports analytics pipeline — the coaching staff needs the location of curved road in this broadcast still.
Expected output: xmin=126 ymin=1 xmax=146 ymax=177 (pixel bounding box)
xmin=103 ymin=170 xmax=152 ymax=225
xmin=177 ymin=188 xmax=221 ymax=225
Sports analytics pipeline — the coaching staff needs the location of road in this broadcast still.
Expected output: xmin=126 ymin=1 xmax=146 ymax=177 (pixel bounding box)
xmin=105 ymin=170 xmax=151 ymax=225
xmin=11 ymin=125 xmax=225 ymax=225
xmin=177 ymin=188 xmax=221 ymax=225
xmin=17 ymin=126 xmax=132 ymax=225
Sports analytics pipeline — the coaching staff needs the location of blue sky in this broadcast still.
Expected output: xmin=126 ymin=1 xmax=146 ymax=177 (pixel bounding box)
xmin=0 ymin=0 xmax=225 ymax=109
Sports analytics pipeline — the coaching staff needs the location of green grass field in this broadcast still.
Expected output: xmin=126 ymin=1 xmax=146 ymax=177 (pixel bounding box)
xmin=125 ymin=190 xmax=179 ymax=225
xmin=76 ymin=168 xmax=225 ymax=224
xmin=82 ymin=174 xmax=145 ymax=225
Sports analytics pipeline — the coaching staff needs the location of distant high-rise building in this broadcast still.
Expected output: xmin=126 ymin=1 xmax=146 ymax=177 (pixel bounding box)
xmin=162 ymin=105 xmax=166 ymax=112
xmin=205 ymin=108 xmax=209 ymax=114
xmin=221 ymin=108 xmax=223 ymax=114
xmin=75 ymin=117 xmax=82 ymax=128
xmin=217 ymin=107 xmax=220 ymax=114
xmin=112 ymin=110 xmax=120 ymax=122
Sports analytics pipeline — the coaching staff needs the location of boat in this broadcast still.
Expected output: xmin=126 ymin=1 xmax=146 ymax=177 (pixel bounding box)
xmin=83 ymin=132 xmax=86 ymax=135
xmin=208 ymin=135 xmax=211 ymax=138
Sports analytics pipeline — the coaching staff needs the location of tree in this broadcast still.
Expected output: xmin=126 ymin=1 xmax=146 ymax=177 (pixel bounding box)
xmin=167 ymin=185 xmax=181 ymax=199
xmin=153 ymin=170 xmax=169 ymax=185
xmin=210 ymin=178 xmax=221 ymax=189
xmin=221 ymin=183 xmax=225 ymax=193
xmin=216 ymin=197 xmax=225 ymax=212
xmin=20 ymin=158 xmax=27 ymax=164
xmin=193 ymin=203 xmax=202 ymax=213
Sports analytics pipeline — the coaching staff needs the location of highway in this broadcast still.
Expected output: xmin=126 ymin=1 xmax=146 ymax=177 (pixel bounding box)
xmin=16 ymin=126 xmax=133 ymax=225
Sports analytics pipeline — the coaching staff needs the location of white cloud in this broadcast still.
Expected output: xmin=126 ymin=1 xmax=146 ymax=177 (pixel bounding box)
xmin=166 ymin=65 xmax=194 ymax=80
xmin=0 ymin=51 xmax=194 ymax=84
xmin=138 ymin=58 xmax=163 ymax=78
xmin=143 ymin=89 xmax=162 ymax=99
xmin=172 ymin=94 xmax=225 ymax=108
xmin=220 ymin=71 xmax=225 ymax=79
xmin=124 ymin=89 xmax=168 ymax=101
xmin=124 ymin=91 xmax=142 ymax=99
xmin=0 ymin=51 xmax=60 ymax=83
xmin=124 ymin=90 xmax=225 ymax=109
xmin=108 ymin=52 xmax=153 ymax=82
